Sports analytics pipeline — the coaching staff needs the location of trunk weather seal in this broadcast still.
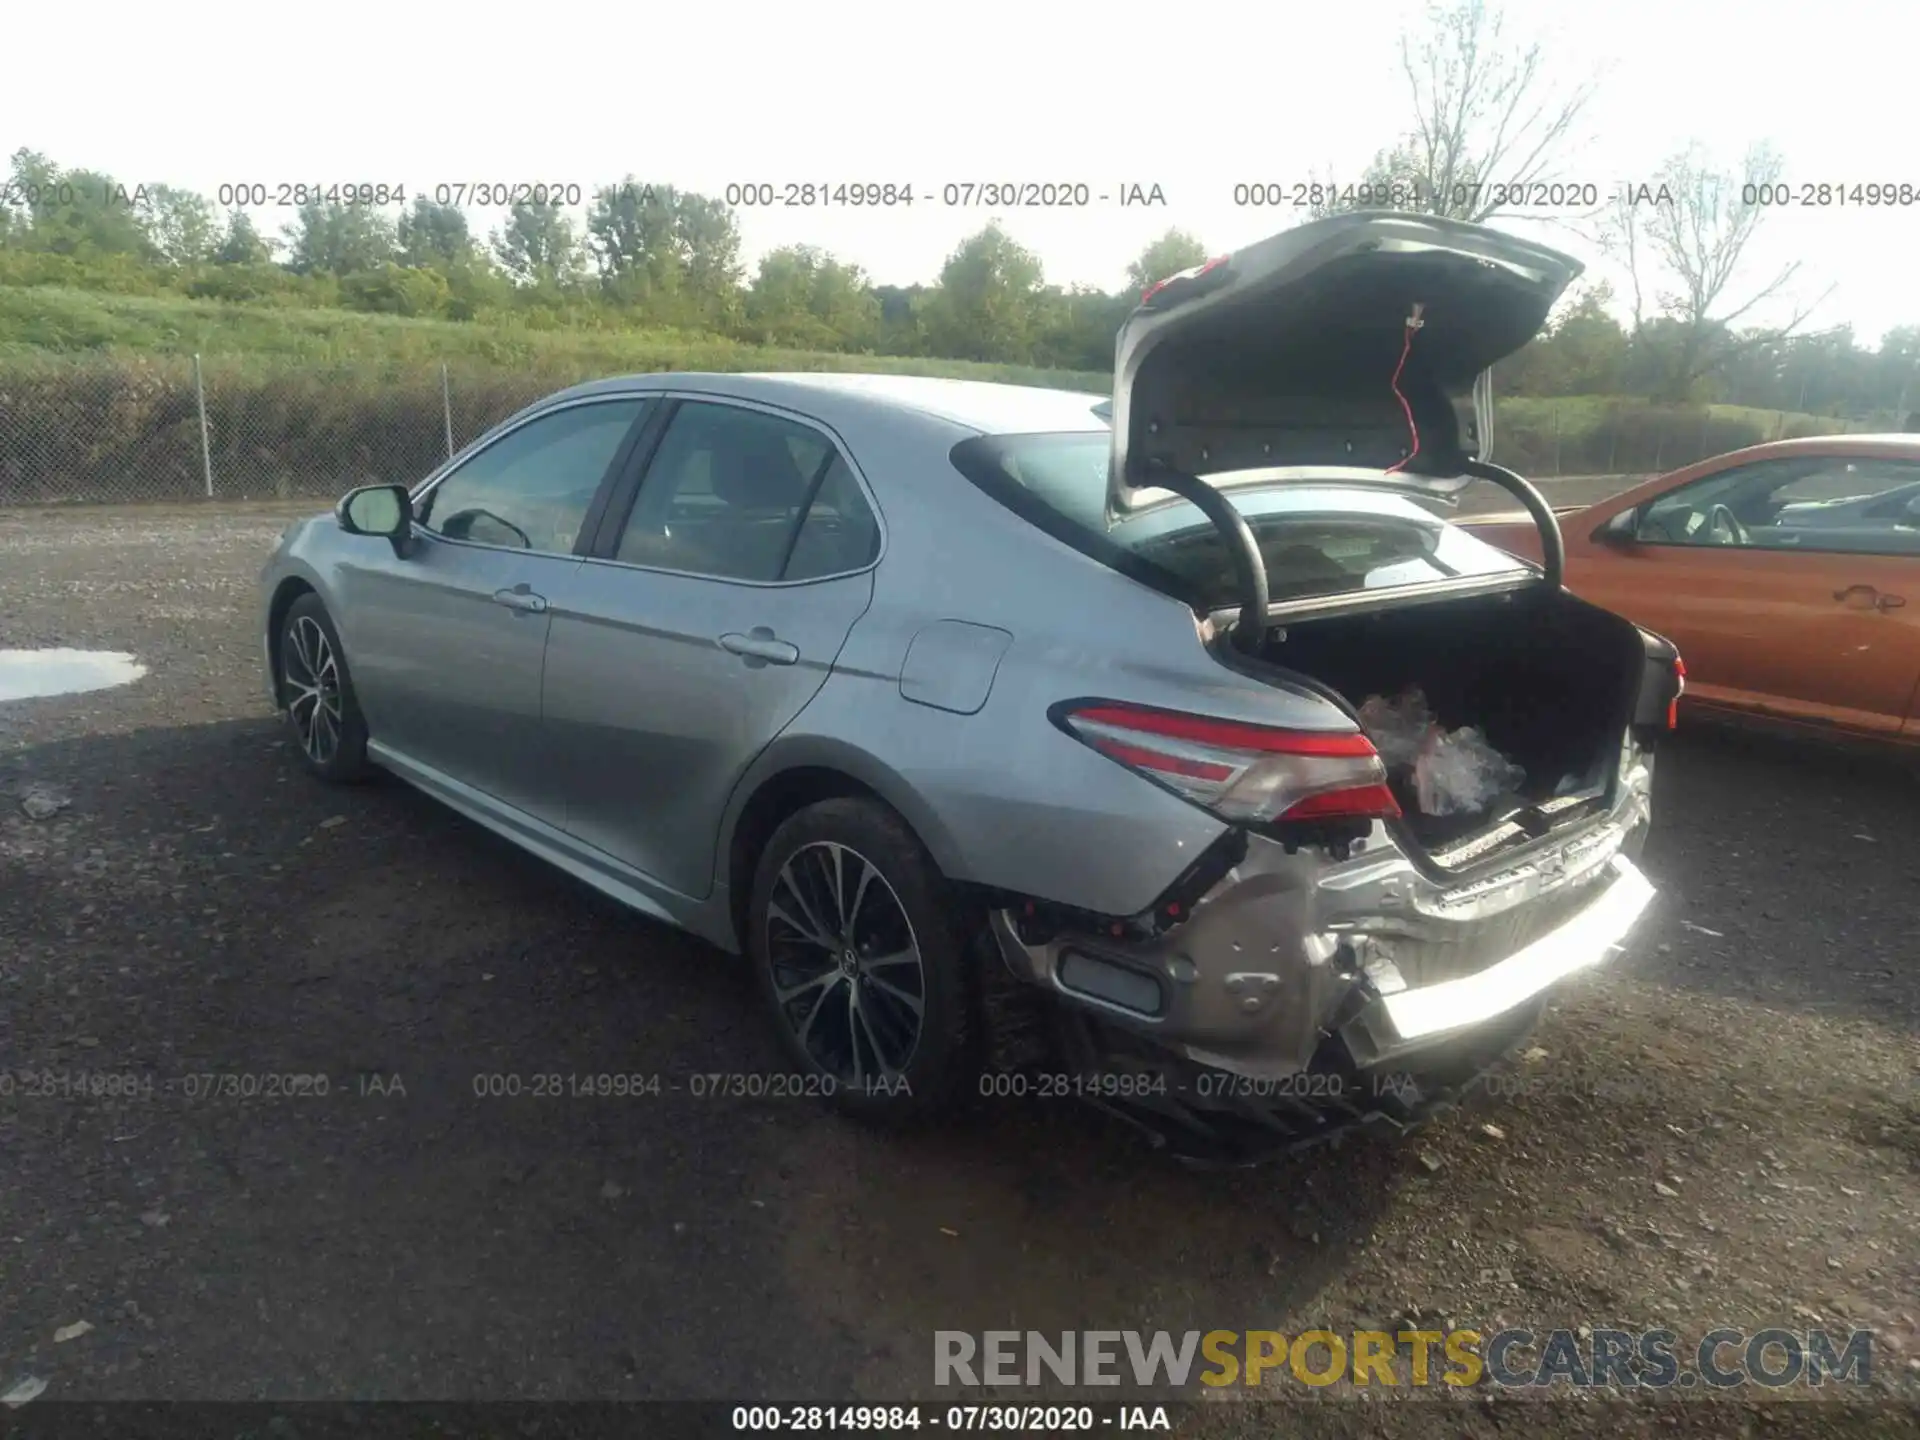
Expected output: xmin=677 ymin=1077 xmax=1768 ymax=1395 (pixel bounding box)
xmin=1206 ymin=571 xmax=1537 ymax=629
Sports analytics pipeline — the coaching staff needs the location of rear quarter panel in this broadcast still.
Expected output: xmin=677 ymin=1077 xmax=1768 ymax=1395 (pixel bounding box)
xmin=722 ymin=407 xmax=1351 ymax=918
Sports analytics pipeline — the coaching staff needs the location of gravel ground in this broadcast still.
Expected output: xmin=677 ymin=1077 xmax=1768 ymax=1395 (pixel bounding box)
xmin=1 ymin=496 xmax=1917 ymax=1437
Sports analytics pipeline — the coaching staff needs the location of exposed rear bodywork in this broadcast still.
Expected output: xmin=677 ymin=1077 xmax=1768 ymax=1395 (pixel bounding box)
xmin=956 ymin=215 xmax=1666 ymax=1157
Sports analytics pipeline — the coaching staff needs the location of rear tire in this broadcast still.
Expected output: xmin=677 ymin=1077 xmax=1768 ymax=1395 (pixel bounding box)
xmin=279 ymin=594 xmax=372 ymax=783
xmin=747 ymin=797 xmax=980 ymax=1124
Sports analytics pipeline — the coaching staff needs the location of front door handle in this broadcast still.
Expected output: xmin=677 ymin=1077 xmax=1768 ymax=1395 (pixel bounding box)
xmin=492 ymin=586 xmax=549 ymax=614
xmin=719 ymin=629 xmax=799 ymax=665
xmin=1834 ymin=583 xmax=1907 ymax=612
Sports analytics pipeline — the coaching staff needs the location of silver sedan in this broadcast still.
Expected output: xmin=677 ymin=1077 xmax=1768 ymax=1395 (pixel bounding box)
xmin=260 ymin=213 xmax=1674 ymax=1162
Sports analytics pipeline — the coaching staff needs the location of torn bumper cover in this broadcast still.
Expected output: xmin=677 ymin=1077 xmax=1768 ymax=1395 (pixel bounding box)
xmin=990 ymin=783 xmax=1656 ymax=1080
xmin=1341 ymin=852 xmax=1653 ymax=1063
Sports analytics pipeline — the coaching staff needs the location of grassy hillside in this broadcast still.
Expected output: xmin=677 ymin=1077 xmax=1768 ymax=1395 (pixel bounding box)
xmin=1490 ymin=394 xmax=1866 ymax=476
xmin=0 ymin=284 xmax=1112 ymax=504
xmin=0 ymin=282 xmax=1874 ymax=505
xmin=0 ymin=284 xmax=1108 ymax=390
xmin=1498 ymin=393 xmax=1854 ymax=444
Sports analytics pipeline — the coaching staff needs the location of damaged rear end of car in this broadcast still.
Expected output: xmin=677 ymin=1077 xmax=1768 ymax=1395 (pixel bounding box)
xmin=983 ymin=640 xmax=1669 ymax=1163
xmin=956 ymin=213 xmax=1679 ymax=1162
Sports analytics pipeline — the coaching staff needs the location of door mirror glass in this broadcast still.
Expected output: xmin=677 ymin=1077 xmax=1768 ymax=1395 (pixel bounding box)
xmin=1596 ymin=507 xmax=1640 ymax=546
xmin=337 ymin=484 xmax=413 ymax=548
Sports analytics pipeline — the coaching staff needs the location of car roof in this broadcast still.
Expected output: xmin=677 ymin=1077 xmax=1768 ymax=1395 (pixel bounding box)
xmin=1737 ymin=433 xmax=1920 ymax=457
xmin=548 ymin=371 xmax=1112 ymax=435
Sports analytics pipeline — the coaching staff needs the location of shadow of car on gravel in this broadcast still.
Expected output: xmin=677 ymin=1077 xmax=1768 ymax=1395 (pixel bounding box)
xmin=0 ymin=715 xmax=1424 ymax=1401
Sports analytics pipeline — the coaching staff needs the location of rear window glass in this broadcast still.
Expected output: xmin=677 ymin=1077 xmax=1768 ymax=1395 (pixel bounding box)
xmin=950 ymin=431 xmax=1529 ymax=610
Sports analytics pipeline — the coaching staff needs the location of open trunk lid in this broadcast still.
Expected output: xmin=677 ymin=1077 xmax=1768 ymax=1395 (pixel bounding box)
xmin=1107 ymin=212 xmax=1583 ymax=522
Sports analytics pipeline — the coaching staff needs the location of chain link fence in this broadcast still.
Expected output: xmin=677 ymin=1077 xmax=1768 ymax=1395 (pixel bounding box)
xmin=0 ymin=353 xmax=592 ymax=507
xmin=0 ymin=350 xmax=1896 ymax=507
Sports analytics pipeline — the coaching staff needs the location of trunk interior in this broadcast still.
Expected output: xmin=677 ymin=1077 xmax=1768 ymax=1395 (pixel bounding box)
xmin=1260 ymin=585 xmax=1646 ymax=851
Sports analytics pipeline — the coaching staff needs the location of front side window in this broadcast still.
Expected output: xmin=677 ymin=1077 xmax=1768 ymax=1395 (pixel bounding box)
xmin=613 ymin=402 xmax=878 ymax=581
xmin=1637 ymin=457 xmax=1920 ymax=554
xmin=417 ymin=399 xmax=648 ymax=553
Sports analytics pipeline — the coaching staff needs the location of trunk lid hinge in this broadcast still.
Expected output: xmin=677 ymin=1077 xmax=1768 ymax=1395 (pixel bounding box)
xmin=1140 ymin=460 xmax=1269 ymax=653
xmin=1460 ymin=458 xmax=1566 ymax=589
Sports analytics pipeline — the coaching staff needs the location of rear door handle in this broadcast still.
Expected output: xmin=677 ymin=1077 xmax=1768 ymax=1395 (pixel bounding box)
xmin=492 ymin=586 xmax=548 ymax=614
xmin=719 ymin=630 xmax=799 ymax=665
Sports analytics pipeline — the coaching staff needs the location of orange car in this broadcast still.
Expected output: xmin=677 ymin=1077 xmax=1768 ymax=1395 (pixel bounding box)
xmin=1464 ymin=435 xmax=1920 ymax=745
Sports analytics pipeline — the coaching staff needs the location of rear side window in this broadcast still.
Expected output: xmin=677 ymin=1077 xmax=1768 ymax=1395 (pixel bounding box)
xmin=614 ymin=401 xmax=879 ymax=581
xmin=950 ymin=431 xmax=1526 ymax=611
xmin=784 ymin=457 xmax=881 ymax=581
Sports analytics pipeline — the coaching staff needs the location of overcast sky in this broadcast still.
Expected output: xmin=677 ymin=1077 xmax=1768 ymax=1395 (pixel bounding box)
xmin=5 ymin=0 xmax=1914 ymax=345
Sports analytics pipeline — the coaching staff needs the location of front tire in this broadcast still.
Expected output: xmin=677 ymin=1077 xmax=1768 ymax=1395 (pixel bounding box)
xmin=279 ymin=594 xmax=372 ymax=783
xmin=747 ymin=797 xmax=980 ymax=1123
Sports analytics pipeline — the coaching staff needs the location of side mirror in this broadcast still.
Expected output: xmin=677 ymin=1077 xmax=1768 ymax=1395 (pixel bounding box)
xmin=1594 ymin=507 xmax=1640 ymax=547
xmin=336 ymin=483 xmax=415 ymax=557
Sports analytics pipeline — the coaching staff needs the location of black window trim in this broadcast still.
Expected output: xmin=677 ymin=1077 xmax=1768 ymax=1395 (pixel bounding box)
xmin=406 ymin=393 xmax=658 ymax=561
xmin=949 ymin=431 xmax=1208 ymax=609
xmin=1631 ymin=454 xmax=1920 ymax=559
xmin=579 ymin=391 xmax=887 ymax=588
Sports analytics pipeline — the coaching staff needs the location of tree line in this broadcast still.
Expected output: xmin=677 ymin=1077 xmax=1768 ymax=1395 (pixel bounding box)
xmin=3 ymin=0 xmax=1917 ymax=424
xmin=0 ymin=148 xmax=1166 ymax=373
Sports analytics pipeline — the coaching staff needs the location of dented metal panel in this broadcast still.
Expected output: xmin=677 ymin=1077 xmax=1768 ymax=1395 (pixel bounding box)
xmin=990 ymin=753 xmax=1656 ymax=1079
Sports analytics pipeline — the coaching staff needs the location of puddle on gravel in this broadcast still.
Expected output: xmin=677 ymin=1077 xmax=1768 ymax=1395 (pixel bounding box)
xmin=0 ymin=648 xmax=149 ymax=702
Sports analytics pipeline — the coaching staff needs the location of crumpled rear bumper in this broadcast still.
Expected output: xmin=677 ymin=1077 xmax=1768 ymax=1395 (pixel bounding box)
xmin=1339 ymin=852 xmax=1654 ymax=1064
xmin=990 ymin=761 xmax=1657 ymax=1079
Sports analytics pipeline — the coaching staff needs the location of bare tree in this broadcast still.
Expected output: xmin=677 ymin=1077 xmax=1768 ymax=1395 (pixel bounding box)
xmin=1310 ymin=0 xmax=1600 ymax=222
xmin=1600 ymin=188 xmax=1648 ymax=337
xmin=1604 ymin=142 xmax=1831 ymax=401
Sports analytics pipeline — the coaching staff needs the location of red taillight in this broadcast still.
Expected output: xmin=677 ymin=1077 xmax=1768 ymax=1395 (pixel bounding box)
xmin=1139 ymin=254 xmax=1230 ymax=305
xmin=1276 ymin=783 xmax=1404 ymax=821
xmin=1668 ymin=656 xmax=1686 ymax=730
xmin=1060 ymin=702 xmax=1401 ymax=825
